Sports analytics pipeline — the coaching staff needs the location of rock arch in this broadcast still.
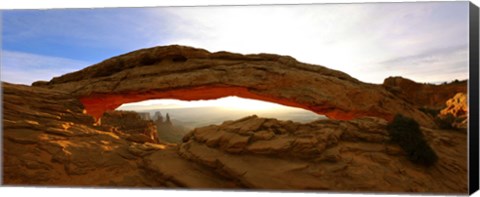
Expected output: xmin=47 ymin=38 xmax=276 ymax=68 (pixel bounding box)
xmin=33 ymin=45 xmax=435 ymax=127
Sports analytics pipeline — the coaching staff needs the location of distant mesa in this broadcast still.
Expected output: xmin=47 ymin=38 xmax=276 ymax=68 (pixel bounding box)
xmin=33 ymin=45 xmax=435 ymax=127
xmin=101 ymin=109 xmax=187 ymax=143
xmin=137 ymin=112 xmax=152 ymax=120
xmin=153 ymin=111 xmax=163 ymax=122
xmin=144 ymin=111 xmax=187 ymax=143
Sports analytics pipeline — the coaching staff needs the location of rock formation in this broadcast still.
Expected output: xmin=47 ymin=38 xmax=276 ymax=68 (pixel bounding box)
xmin=438 ymin=93 xmax=468 ymax=129
xmin=383 ymin=76 xmax=467 ymax=110
xmin=152 ymin=112 xmax=186 ymax=143
xmin=137 ymin=112 xmax=152 ymax=120
xmin=180 ymin=115 xmax=467 ymax=192
xmin=165 ymin=113 xmax=172 ymax=125
xmin=2 ymin=82 xmax=234 ymax=187
xmin=101 ymin=110 xmax=159 ymax=143
xmin=382 ymin=76 xmax=468 ymax=130
xmin=153 ymin=112 xmax=164 ymax=122
xmin=3 ymin=45 xmax=469 ymax=193
xmin=440 ymin=93 xmax=468 ymax=117
xmin=32 ymin=45 xmax=435 ymax=127
xmin=2 ymin=82 xmax=467 ymax=192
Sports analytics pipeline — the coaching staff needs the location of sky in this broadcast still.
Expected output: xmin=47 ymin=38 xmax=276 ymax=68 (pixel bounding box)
xmin=1 ymin=2 xmax=470 ymax=85
xmin=1 ymin=2 xmax=471 ymax=110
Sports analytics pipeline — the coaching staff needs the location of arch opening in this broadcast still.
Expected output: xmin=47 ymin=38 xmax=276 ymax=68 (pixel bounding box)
xmin=112 ymin=96 xmax=326 ymax=143
xmin=79 ymin=85 xmax=355 ymax=122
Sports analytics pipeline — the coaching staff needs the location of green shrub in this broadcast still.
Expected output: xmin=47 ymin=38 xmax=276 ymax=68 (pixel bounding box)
xmin=387 ymin=114 xmax=438 ymax=166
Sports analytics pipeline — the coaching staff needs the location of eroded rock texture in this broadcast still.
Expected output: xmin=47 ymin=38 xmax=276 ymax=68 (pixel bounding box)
xmin=101 ymin=110 xmax=160 ymax=144
xmin=2 ymin=82 xmax=237 ymax=188
xmin=383 ymin=76 xmax=467 ymax=110
xmin=3 ymin=83 xmax=467 ymax=193
xmin=33 ymin=45 xmax=434 ymax=127
xmin=179 ymin=115 xmax=468 ymax=192
xmin=440 ymin=93 xmax=468 ymax=118
xmin=382 ymin=76 xmax=468 ymax=130
xmin=438 ymin=93 xmax=468 ymax=129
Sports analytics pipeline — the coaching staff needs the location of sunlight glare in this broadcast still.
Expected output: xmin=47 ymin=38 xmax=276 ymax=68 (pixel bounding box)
xmin=118 ymin=96 xmax=289 ymax=111
xmin=214 ymin=96 xmax=285 ymax=111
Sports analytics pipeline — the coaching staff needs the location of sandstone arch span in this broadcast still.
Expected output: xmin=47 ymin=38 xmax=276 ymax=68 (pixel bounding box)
xmin=33 ymin=45 xmax=435 ymax=127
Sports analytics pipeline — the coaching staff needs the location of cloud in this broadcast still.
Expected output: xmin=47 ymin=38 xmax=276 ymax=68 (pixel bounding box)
xmin=2 ymin=9 xmax=175 ymax=84
xmin=150 ymin=2 xmax=469 ymax=83
xmin=379 ymin=45 xmax=468 ymax=66
xmin=1 ymin=2 xmax=470 ymax=85
xmin=1 ymin=50 xmax=91 ymax=85
xmin=362 ymin=46 xmax=468 ymax=83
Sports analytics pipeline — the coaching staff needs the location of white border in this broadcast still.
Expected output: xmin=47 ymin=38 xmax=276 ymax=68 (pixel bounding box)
xmin=0 ymin=0 xmax=479 ymax=197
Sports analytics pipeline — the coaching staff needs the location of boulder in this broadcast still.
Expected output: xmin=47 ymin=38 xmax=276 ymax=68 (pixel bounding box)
xmin=438 ymin=93 xmax=468 ymax=129
xmin=179 ymin=115 xmax=468 ymax=192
